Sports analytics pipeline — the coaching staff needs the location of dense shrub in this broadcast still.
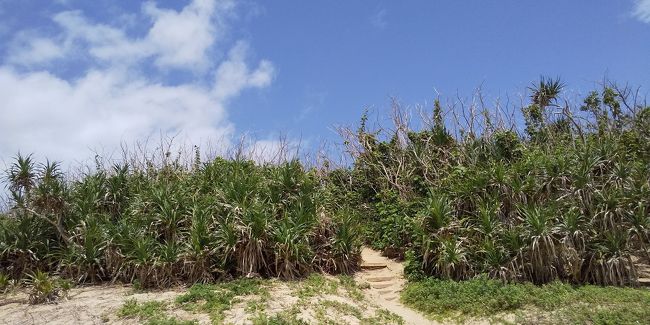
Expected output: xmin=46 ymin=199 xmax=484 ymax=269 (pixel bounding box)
xmin=338 ymin=80 xmax=650 ymax=286
xmin=0 ymin=155 xmax=361 ymax=287
xmin=2 ymin=78 xmax=648 ymax=290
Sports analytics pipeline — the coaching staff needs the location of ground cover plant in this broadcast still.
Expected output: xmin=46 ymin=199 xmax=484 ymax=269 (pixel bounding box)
xmin=402 ymin=276 xmax=650 ymax=324
xmin=118 ymin=299 xmax=198 ymax=325
xmin=335 ymin=79 xmax=650 ymax=286
xmin=113 ymin=275 xmax=402 ymax=325
xmin=0 ymin=149 xmax=361 ymax=290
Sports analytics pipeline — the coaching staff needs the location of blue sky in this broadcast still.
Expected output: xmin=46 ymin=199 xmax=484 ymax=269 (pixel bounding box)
xmin=0 ymin=0 xmax=649 ymax=164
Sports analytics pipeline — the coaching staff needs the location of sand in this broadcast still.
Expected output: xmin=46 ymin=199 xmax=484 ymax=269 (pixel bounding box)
xmin=0 ymin=248 xmax=440 ymax=325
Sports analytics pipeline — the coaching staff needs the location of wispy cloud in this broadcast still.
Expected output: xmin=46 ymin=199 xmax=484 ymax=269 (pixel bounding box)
xmin=0 ymin=0 xmax=275 ymax=164
xmin=633 ymin=0 xmax=650 ymax=23
xmin=296 ymin=106 xmax=315 ymax=122
xmin=295 ymin=90 xmax=326 ymax=122
xmin=370 ymin=8 xmax=387 ymax=29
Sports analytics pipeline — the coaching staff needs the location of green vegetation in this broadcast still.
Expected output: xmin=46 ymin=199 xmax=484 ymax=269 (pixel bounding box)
xmin=402 ymin=277 xmax=650 ymax=323
xmin=0 ymin=272 xmax=9 ymax=293
xmin=175 ymin=278 xmax=269 ymax=322
xmin=312 ymin=299 xmax=403 ymax=325
xmin=336 ymin=79 xmax=650 ymax=285
xmin=292 ymin=273 xmax=339 ymax=300
xmin=360 ymin=309 xmax=405 ymax=325
xmin=112 ymin=275 xmax=399 ymax=325
xmin=337 ymin=275 xmax=365 ymax=301
xmin=117 ymin=279 xmax=271 ymax=324
xmin=2 ymin=77 xmax=649 ymax=323
xmin=24 ymin=270 xmax=71 ymax=304
xmin=0 ymin=153 xmax=360 ymax=290
xmin=118 ymin=299 xmax=198 ymax=325
xmin=252 ymin=309 xmax=308 ymax=325
xmin=118 ymin=299 xmax=168 ymax=319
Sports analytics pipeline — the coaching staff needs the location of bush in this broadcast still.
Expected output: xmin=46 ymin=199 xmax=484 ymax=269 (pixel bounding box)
xmin=0 ymin=154 xmax=362 ymax=288
xmin=25 ymin=271 xmax=71 ymax=304
xmin=338 ymin=80 xmax=650 ymax=286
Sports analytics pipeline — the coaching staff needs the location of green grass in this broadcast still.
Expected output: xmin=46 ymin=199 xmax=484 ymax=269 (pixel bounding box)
xmin=360 ymin=309 xmax=404 ymax=325
xmin=118 ymin=299 xmax=167 ymax=319
xmin=118 ymin=299 xmax=198 ymax=325
xmin=337 ymin=275 xmax=365 ymax=301
xmin=315 ymin=299 xmax=403 ymax=325
xmin=319 ymin=299 xmax=364 ymax=319
xmin=114 ymin=272 xmax=403 ymax=325
xmin=175 ymin=278 xmax=268 ymax=323
xmin=145 ymin=317 xmax=198 ymax=325
xmin=251 ymin=307 xmax=308 ymax=325
xmin=0 ymin=273 xmax=9 ymax=293
xmin=402 ymin=276 xmax=650 ymax=324
xmin=292 ymin=274 xmax=338 ymax=300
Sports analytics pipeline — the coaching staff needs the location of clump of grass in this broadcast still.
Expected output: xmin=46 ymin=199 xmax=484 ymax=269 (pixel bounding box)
xmin=402 ymin=276 xmax=650 ymax=323
xmin=360 ymin=309 xmax=404 ymax=325
xmin=337 ymin=275 xmax=364 ymax=301
xmin=0 ymin=272 xmax=9 ymax=293
xmin=145 ymin=317 xmax=198 ymax=325
xmin=118 ymin=299 xmax=197 ymax=325
xmin=118 ymin=299 xmax=167 ymax=319
xmin=313 ymin=299 xmax=404 ymax=325
xmin=25 ymin=271 xmax=71 ymax=304
xmin=319 ymin=299 xmax=364 ymax=319
xmin=175 ymin=278 xmax=268 ymax=323
xmin=293 ymin=274 xmax=338 ymax=300
xmin=252 ymin=308 xmax=308 ymax=325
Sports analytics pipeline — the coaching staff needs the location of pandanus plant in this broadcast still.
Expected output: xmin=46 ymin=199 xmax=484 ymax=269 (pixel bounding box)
xmin=7 ymin=153 xmax=36 ymax=204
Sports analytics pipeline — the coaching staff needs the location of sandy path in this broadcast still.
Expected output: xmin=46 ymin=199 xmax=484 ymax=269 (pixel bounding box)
xmin=0 ymin=249 xmax=437 ymax=325
xmin=355 ymin=247 xmax=438 ymax=325
xmin=0 ymin=285 xmax=209 ymax=325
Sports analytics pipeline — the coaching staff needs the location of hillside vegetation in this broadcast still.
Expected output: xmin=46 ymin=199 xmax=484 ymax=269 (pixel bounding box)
xmin=1 ymin=78 xmax=649 ymax=296
xmin=334 ymin=79 xmax=650 ymax=285
xmin=1 ymin=155 xmax=360 ymax=290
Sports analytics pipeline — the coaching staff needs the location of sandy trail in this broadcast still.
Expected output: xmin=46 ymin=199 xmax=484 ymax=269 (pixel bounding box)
xmin=0 ymin=274 xmax=402 ymax=325
xmin=355 ymin=247 xmax=438 ymax=325
xmin=0 ymin=285 xmax=209 ymax=325
xmin=0 ymin=248 xmax=436 ymax=325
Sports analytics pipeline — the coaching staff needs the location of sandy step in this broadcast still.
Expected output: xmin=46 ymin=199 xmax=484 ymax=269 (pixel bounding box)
xmin=371 ymin=282 xmax=398 ymax=289
xmin=378 ymin=288 xmax=397 ymax=294
xmin=365 ymin=275 xmax=395 ymax=282
xmin=358 ymin=247 xmax=436 ymax=325
xmin=638 ymin=278 xmax=650 ymax=286
xmin=383 ymin=295 xmax=399 ymax=301
xmin=360 ymin=262 xmax=387 ymax=270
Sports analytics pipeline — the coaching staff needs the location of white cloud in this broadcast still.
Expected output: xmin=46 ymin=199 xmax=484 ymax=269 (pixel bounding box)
xmin=7 ymin=36 xmax=66 ymax=65
xmin=143 ymin=0 xmax=233 ymax=70
xmin=0 ymin=0 xmax=275 ymax=165
xmin=213 ymin=41 xmax=274 ymax=101
xmin=8 ymin=0 xmax=236 ymax=71
xmin=52 ymin=10 xmax=143 ymax=64
xmin=633 ymin=0 xmax=650 ymax=23
xmin=0 ymin=66 xmax=233 ymax=162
